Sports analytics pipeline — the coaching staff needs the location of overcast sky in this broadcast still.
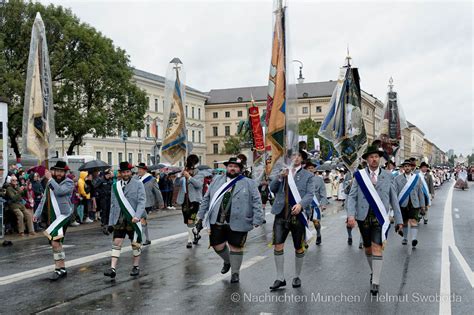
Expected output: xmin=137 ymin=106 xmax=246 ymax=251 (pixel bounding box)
xmin=40 ymin=0 xmax=473 ymax=156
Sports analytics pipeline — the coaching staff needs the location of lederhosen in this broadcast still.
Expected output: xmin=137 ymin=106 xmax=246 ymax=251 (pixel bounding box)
xmin=356 ymin=169 xmax=382 ymax=248
xmin=272 ymin=170 xmax=306 ymax=251
xmin=113 ymin=179 xmax=135 ymax=240
xmin=400 ymin=175 xmax=420 ymax=221
xmin=209 ymin=185 xmax=247 ymax=248
xmin=182 ymin=177 xmax=199 ymax=224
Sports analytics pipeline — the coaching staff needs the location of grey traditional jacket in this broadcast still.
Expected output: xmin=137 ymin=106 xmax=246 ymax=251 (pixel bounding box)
xmin=270 ymin=167 xmax=315 ymax=217
xmin=177 ymin=170 xmax=204 ymax=205
xmin=197 ymin=174 xmax=263 ymax=232
xmin=346 ymin=168 xmax=403 ymax=225
xmin=109 ymin=178 xmax=146 ymax=225
xmin=136 ymin=174 xmax=164 ymax=208
xmin=34 ymin=178 xmax=75 ymax=219
xmin=393 ymin=173 xmax=426 ymax=208
xmin=314 ymin=175 xmax=329 ymax=206
xmin=416 ymin=170 xmax=435 ymax=195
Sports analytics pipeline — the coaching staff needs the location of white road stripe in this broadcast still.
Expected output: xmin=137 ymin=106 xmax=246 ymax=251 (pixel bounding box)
xmin=199 ymin=255 xmax=267 ymax=285
xmin=451 ymin=245 xmax=474 ymax=288
xmin=0 ymin=232 xmax=188 ymax=286
xmin=439 ymin=184 xmax=454 ymax=315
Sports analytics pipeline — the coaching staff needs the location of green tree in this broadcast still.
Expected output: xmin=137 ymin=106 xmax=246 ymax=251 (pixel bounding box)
xmin=0 ymin=0 xmax=147 ymax=157
xmin=221 ymin=135 xmax=247 ymax=155
xmin=298 ymin=118 xmax=333 ymax=159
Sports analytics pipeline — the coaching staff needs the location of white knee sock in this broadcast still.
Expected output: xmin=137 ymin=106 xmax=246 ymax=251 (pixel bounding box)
xmin=372 ymin=255 xmax=383 ymax=285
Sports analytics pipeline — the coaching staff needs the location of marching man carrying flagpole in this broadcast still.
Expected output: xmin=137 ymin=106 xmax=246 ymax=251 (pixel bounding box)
xmin=33 ymin=161 xmax=74 ymax=281
xmin=346 ymin=145 xmax=403 ymax=296
xmin=104 ymin=162 xmax=146 ymax=279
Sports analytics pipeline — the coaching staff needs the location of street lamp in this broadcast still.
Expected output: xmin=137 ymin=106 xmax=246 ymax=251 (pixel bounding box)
xmin=292 ymin=60 xmax=304 ymax=84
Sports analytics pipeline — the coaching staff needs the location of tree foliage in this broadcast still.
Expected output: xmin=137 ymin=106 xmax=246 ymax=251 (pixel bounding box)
xmin=0 ymin=0 xmax=147 ymax=157
xmin=221 ymin=135 xmax=247 ymax=155
xmin=298 ymin=118 xmax=333 ymax=160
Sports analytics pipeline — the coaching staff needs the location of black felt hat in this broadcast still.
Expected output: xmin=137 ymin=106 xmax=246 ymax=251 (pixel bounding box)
xmin=362 ymin=145 xmax=384 ymax=159
xmin=50 ymin=161 xmax=69 ymax=171
xmin=119 ymin=161 xmax=133 ymax=171
xmin=223 ymin=157 xmax=244 ymax=169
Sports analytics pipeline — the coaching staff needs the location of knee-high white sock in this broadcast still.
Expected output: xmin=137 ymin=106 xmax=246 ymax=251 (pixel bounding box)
xmin=366 ymin=253 xmax=373 ymax=272
xmin=274 ymin=250 xmax=285 ymax=281
xmin=403 ymin=226 xmax=408 ymax=239
xmin=229 ymin=251 xmax=243 ymax=275
xmin=187 ymin=224 xmax=194 ymax=243
xmin=295 ymin=251 xmax=305 ymax=277
xmin=411 ymin=225 xmax=418 ymax=240
xmin=142 ymin=224 xmax=150 ymax=242
xmin=372 ymin=255 xmax=383 ymax=285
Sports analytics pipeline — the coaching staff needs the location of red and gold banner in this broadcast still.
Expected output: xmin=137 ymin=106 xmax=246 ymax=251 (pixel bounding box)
xmin=249 ymin=106 xmax=265 ymax=151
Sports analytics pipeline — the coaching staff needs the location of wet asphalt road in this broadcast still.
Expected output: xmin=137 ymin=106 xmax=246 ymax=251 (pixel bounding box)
xmin=0 ymin=180 xmax=472 ymax=314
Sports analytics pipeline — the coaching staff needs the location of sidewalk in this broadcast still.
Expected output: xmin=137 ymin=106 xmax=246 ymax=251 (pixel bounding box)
xmin=1 ymin=208 xmax=182 ymax=243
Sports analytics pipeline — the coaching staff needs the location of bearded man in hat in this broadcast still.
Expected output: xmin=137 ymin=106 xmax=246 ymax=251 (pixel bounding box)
xmin=33 ymin=161 xmax=74 ymax=281
xmin=136 ymin=162 xmax=164 ymax=245
xmin=269 ymin=150 xmax=315 ymax=291
xmin=177 ymin=154 xmax=204 ymax=248
xmin=394 ymin=159 xmax=426 ymax=247
xmin=196 ymin=156 xmax=263 ymax=284
xmin=104 ymin=162 xmax=146 ymax=278
xmin=416 ymin=162 xmax=434 ymax=224
xmin=347 ymin=145 xmax=403 ymax=296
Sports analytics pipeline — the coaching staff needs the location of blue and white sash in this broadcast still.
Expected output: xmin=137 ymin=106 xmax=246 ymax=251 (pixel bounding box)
xmin=287 ymin=170 xmax=313 ymax=242
xmin=140 ymin=173 xmax=154 ymax=184
xmin=311 ymin=196 xmax=321 ymax=221
xmin=203 ymin=175 xmax=245 ymax=229
xmin=398 ymin=174 xmax=419 ymax=205
xmin=417 ymin=173 xmax=431 ymax=206
xmin=354 ymin=170 xmax=390 ymax=243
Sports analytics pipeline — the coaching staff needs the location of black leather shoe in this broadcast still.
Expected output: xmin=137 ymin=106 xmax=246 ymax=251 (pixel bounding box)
xmin=292 ymin=277 xmax=301 ymax=288
xmin=130 ymin=266 xmax=140 ymax=277
xmin=230 ymin=273 xmax=239 ymax=283
xmin=412 ymin=239 xmax=418 ymax=248
xmin=347 ymin=237 xmax=353 ymax=245
xmin=402 ymin=239 xmax=408 ymax=245
xmin=262 ymin=219 xmax=267 ymax=224
xmin=270 ymin=279 xmax=286 ymax=291
xmin=221 ymin=262 xmax=231 ymax=274
xmin=104 ymin=268 xmax=116 ymax=278
xmin=143 ymin=240 xmax=151 ymax=246
xmin=186 ymin=242 xmax=192 ymax=248
xmin=424 ymin=218 xmax=428 ymax=224
xmin=316 ymin=236 xmax=321 ymax=245
xmin=370 ymin=283 xmax=379 ymax=296
xmin=370 ymin=273 xmax=373 ymax=284
xmin=193 ymin=230 xmax=201 ymax=245
xmin=49 ymin=270 xmax=62 ymax=281
xmin=358 ymin=242 xmax=363 ymax=249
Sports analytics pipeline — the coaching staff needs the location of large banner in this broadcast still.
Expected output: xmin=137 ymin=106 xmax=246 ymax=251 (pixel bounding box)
xmin=249 ymin=106 xmax=265 ymax=151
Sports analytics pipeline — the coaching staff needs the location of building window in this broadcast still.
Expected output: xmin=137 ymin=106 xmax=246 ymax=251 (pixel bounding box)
xmin=162 ymin=99 xmax=165 ymax=112
xmin=55 ymin=151 xmax=59 ymax=158
xmin=146 ymin=124 xmax=150 ymax=138
xmin=107 ymin=152 xmax=112 ymax=165
xmin=128 ymin=153 xmax=133 ymax=163
xmin=213 ymin=112 xmax=218 ymax=119
xmin=225 ymin=111 xmax=230 ymax=118
xmin=96 ymin=151 xmax=101 ymax=160
xmin=138 ymin=152 xmax=142 ymax=163
xmin=198 ymin=131 xmax=202 ymax=143
xmin=154 ymin=98 xmax=158 ymax=112
xmin=192 ymin=130 xmax=195 ymax=142
xmin=213 ymin=126 xmax=218 ymax=137
xmin=302 ymin=107 xmax=308 ymax=114
xmin=192 ymin=107 xmax=195 ymax=119
xmin=186 ymin=105 xmax=188 ymax=118
xmin=316 ymin=106 xmax=322 ymax=113
xmin=237 ymin=110 xmax=243 ymax=117
xmin=118 ymin=152 xmax=123 ymax=162
xmin=225 ymin=126 xmax=230 ymax=136
xmin=213 ymin=143 xmax=219 ymax=154
xmin=147 ymin=153 xmax=151 ymax=164
xmin=198 ymin=108 xmax=201 ymax=120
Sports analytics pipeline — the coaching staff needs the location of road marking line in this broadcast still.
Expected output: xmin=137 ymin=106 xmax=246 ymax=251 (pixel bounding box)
xmin=0 ymin=232 xmax=188 ymax=286
xmin=199 ymin=255 xmax=267 ymax=285
xmin=439 ymin=184 xmax=454 ymax=315
xmin=451 ymin=245 xmax=474 ymax=288
xmin=454 ymin=214 xmax=460 ymax=219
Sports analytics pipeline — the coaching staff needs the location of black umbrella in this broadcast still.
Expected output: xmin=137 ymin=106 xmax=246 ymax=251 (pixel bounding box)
xmin=316 ymin=163 xmax=331 ymax=171
xmin=78 ymin=160 xmax=110 ymax=172
xmin=148 ymin=164 xmax=167 ymax=171
xmin=197 ymin=165 xmax=211 ymax=170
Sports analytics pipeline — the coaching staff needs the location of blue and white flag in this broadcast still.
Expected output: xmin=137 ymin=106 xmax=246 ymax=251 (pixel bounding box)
xmin=311 ymin=196 xmax=321 ymax=221
xmin=354 ymin=169 xmax=390 ymax=243
xmin=417 ymin=173 xmax=431 ymax=206
xmin=397 ymin=174 xmax=419 ymax=205
xmin=287 ymin=170 xmax=313 ymax=242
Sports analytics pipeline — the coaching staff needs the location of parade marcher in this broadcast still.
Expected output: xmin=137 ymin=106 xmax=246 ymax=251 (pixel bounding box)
xmin=33 ymin=161 xmax=74 ymax=281
xmin=196 ymin=157 xmax=263 ymax=283
xmin=136 ymin=163 xmax=164 ymax=245
xmin=269 ymin=150 xmax=315 ymax=291
xmin=394 ymin=159 xmax=425 ymax=248
xmin=177 ymin=154 xmax=204 ymax=248
xmin=417 ymin=162 xmax=434 ymax=224
xmin=347 ymin=145 xmax=403 ymax=296
xmin=104 ymin=162 xmax=146 ymax=279
xmin=454 ymin=168 xmax=469 ymax=190
xmin=305 ymin=162 xmax=328 ymax=245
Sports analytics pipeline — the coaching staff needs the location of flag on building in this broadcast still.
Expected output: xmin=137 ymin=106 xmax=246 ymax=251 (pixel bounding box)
xmin=150 ymin=117 xmax=158 ymax=139
xmin=162 ymin=69 xmax=187 ymax=164
xmin=22 ymin=12 xmax=55 ymax=162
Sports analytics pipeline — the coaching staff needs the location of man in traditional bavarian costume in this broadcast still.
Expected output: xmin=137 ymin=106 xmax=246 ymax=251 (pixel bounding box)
xmin=394 ymin=159 xmax=425 ymax=248
xmin=196 ymin=157 xmax=263 ymax=284
xmin=33 ymin=161 xmax=74 ymax=281
xmin=104 ymin=162 xmax=146 ymax=278
xmin=304 ymin=161 xmax=328 ymax=246
xmin=269 ymin=150 xmax=315 ymax=291
xmin=136 ymin=162 xmax=164 ymax=245
xmin=177 ymin=154 xmax=204 ymax=248
xmin=347 ymin=145 xmax=403 ymax=296
xmin=416 ymin=162 xmax=434 ymax=224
